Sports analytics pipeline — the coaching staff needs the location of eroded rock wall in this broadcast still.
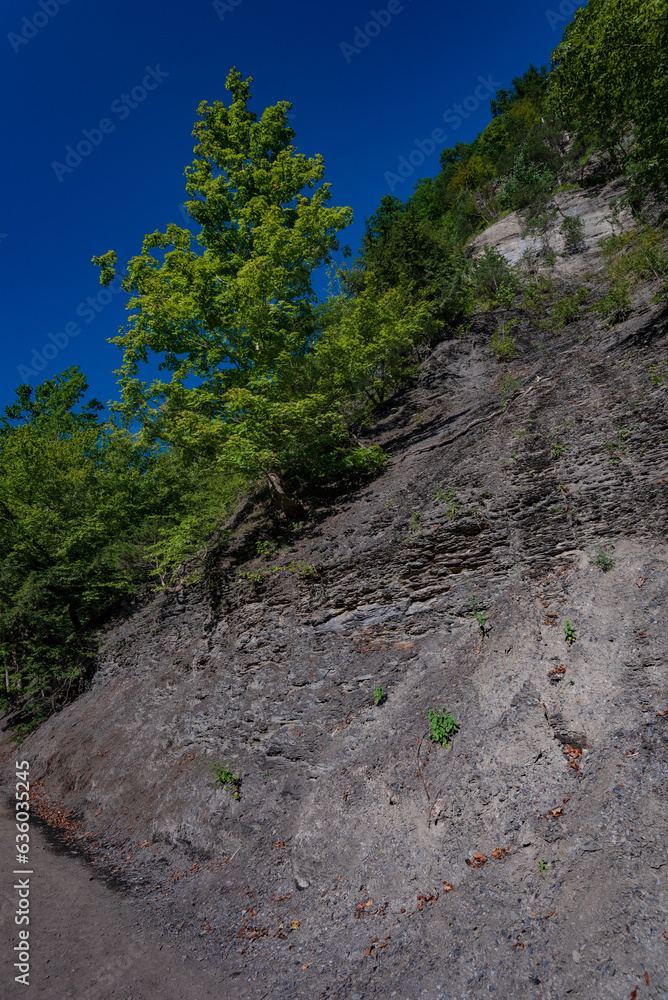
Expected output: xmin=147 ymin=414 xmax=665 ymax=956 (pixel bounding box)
xmin=2 ymin=223 xmax=667 ymax=1000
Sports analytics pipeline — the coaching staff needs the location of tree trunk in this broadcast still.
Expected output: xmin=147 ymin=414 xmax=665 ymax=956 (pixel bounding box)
xmin=68 ymin=603 xmax=82 ymax=633
xmin=265 ymin=472 xmax=308 ymax=520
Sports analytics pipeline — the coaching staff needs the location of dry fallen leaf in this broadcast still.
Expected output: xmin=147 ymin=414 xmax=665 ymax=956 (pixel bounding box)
xmin=644 ymin=972 xmax=650 ymax=986
xmin=417 ymin=893 xmax=439 ymax=907
xmin=465 ymin=851 xmax=487 ymax=869
xmin=491 ymin=846 xmax=511 ymax=859
xmin=630 ymin=987 xmax=638 ymax=1000
xmin=563 ymin=745 xmax=582 ymax=771
xmin=636 ymin=577 xmax=644 ymax=588
xmin=442 ymin=881 xmax=454 ymax=892
xmin=291 ymin=921 xmax=300 ymax=930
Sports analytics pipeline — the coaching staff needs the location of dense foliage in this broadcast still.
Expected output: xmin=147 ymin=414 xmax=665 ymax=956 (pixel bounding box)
xmin=2 ymin=1 xmax=667 ymax=735
xmin=548 ymin=0 xmax=668 ymax=201
xmin=0 ymin=369 xmax=202 ymax=735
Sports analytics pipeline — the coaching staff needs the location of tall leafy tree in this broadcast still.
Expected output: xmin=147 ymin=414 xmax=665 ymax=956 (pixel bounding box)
xmin=94 ymin=68 xmax=353 ymax=513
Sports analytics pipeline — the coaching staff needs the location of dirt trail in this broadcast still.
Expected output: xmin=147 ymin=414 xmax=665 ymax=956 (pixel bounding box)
xmin=0 ymin=797 xmax=235 ymax=999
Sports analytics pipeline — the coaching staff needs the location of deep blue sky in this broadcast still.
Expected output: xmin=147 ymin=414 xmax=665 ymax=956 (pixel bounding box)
xmin=1 ymin=0 xmax=582 ymax=409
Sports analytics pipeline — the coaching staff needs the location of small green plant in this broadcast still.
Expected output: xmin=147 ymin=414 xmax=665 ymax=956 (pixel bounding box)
xmin=490 ymin=320 xmax=518 ymax=360
xmin=435 ymin=487 xmax=463 ymax=519
xmin=594 ymin=280 xmax=632 ymax=326
xmin=560 ymin=214 xmax=585 ymax=252
xmin=603 ymin=440 xmax=621 ymax=464
xmin=496 ymin=282 xmax=517 ymax=310
xmin=469 ymin=593 xmax=487 ymax=634
xmin=428 ymin=709 xmax=459 ymax=747
xmin=539 ymin=857 xmax=548 ymax=873
xmin=410 ymin=509 xmax=422 ymax=531
xmin=550 ymin=442 xmax=568 ymax=459
xmin=549 ymin=290 xmax=583 ymax=329
xmin=373 ymin=684 xmax=386 ymax=706
xmin=497 ymin=371 xmax=521 ymax=411
xmin=648 ymin=359 xmax=668 ymax=386
xmin=210 ymin=763 xmax=242 ymax=799
xmin=520 ymin=272 xmax=555 ymax=318
xmin=593 ymin=547 xmax=615 ymax=572
xmin=600 ymin=226 xmax=668 ymax=292
xmin=472 ymin=245 xmax=520 ymax=305
xmin=256 ymin=539 xmax=278 ymax=558
xmin=563 ymin=620 xmax=577 ymax=645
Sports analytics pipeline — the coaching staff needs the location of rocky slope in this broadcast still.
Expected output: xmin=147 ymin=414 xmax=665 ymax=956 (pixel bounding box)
xmin=2 ymin=183 xmax=667 ymax=1000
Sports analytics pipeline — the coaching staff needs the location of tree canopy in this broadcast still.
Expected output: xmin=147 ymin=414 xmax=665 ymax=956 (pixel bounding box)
xmin=547 ymin=0 xmax=668 ymax=199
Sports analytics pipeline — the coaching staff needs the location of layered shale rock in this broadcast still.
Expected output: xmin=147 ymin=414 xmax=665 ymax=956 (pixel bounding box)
xmin=2 ymin=200 xmax=667 ymax=1000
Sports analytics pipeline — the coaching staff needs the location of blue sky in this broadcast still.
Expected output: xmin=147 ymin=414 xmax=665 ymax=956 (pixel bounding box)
xmin=0 ymin=0 xmax=582 ymax=409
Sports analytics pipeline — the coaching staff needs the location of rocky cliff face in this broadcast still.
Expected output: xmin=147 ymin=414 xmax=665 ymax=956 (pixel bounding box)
xmin=3 ymin=185 xmax=667 ymax=1000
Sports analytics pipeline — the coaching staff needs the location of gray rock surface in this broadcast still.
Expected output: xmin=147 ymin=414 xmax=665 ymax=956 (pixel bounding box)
xmin=469 ymin=178 xmax=633 ymax=282
xmin=1 ymin=205 xmax=667 ymax=1000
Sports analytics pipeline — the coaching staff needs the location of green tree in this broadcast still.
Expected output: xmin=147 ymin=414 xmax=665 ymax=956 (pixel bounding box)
xmin=359 ymin=204 xmax=469 ymax=322
xmin=94 ymin=68 xmax=353 ymax=514
xmin=311 ymin=280 xmax=435 ymax=415
xmin=548 ymin=0 xmax=668 ymax=199
xmin=0 ymin=368 xmax=195 ymax=734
